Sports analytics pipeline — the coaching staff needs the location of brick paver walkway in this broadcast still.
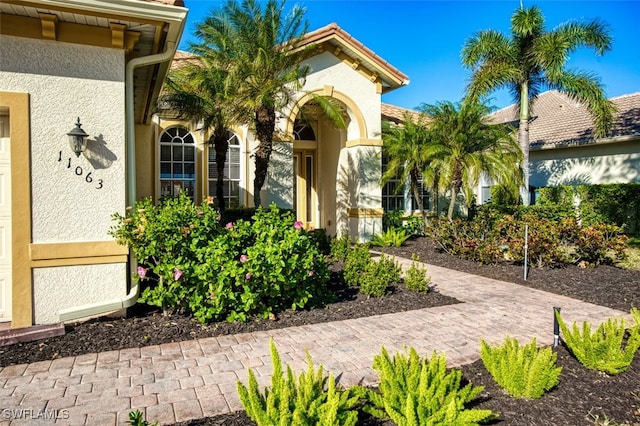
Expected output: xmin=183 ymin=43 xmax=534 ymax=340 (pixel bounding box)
xmin=0 ymin=256 xmax=631 ymax=425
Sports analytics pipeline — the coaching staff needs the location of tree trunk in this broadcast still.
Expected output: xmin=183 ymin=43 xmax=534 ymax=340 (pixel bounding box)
xmin=519 ymin=83 xmax=531 ymax=206
xmin=253 ymin=106 xmax=276 ymax=208
xmin=212 ymin=131 xmax=229 ymax=213
xmin=447 ymin=186 xmax=458 ymax=220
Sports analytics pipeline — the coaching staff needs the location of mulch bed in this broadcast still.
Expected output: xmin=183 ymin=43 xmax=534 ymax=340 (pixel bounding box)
xmin=2 ymin=237 xmax=640 ymax=425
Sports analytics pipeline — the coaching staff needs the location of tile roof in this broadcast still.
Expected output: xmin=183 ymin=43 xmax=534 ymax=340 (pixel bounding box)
xmin=139 ymin=0 xmax=185 ymax=6
xmin=488 ymin=90 xmax=640 ymax=149
xmin=381 ymin=103 xmax=421 ymax=124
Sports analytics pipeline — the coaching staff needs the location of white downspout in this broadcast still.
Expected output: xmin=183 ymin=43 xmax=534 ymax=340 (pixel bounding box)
xmin=59 ymin=42 xmax=178 ymax=322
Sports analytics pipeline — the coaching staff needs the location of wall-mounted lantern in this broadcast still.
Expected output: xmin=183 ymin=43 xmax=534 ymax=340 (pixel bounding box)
xmin=67 ymin=117 xmax=89 ymax=157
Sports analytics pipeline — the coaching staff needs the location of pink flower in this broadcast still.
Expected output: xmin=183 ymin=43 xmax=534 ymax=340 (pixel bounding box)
xmin=245 ymin=273 xmax=252 ymax=280
xmin=309 ymin=226 xmax=315 ymax=232
xmin=308 ymin=270 xmax=314 ymax=277
xmin=240 ymin=254 xmax=248 ymax=263
xmin=196 ymin=210 xmax=204 ymax=216
xmin=137 ymin=266 xmax=147 ymax=279
xmin=173 ymin=268 xmax=183 ymax=281
xmin=225 ymin=222 xmax=233 ymax=229
xmin=294 ymin=221 xmax=303 ymax=229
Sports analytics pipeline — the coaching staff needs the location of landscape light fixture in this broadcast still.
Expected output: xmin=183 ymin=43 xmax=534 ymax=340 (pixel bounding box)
xmin=553 ymin=306 xmax=561 ymax=347
xmin=67 ymin=117 xmax=89 ymax=157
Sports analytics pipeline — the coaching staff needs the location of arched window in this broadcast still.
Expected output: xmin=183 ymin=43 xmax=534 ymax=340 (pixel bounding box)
xmin=159 ymin=126 xmax=196 ymax=200
xmin=293 ymin=120 xmax=316 ymax=141
xmin=208 ymin=131 xmax=241 ymax=207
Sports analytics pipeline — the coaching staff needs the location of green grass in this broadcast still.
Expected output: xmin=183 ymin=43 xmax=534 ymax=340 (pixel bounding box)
xmin=616 ymin=246 xmax=640 ymax=270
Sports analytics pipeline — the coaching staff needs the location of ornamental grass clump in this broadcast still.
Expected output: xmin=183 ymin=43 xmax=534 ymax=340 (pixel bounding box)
xmin=355 ymin=347 xmax=495 ymax=426
xmin=556 ymin=308 xmax=640 ymax=375
xmin=371 ymin=228 xmax=411 ymax=247
xmin=237 ymin=339 xmax=359 ymax=426
xmin=480 ymin=337 xmax=561 ymax=399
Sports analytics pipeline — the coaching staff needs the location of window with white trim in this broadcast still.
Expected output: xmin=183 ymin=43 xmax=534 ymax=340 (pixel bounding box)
xmin=159 ymin=126 xmax=196 ymax=200
xmin=208 ymin=132 xmax=241 ymax=207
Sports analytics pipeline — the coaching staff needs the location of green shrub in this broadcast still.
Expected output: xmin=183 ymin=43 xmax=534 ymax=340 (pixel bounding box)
xmin=578 ymin=183 xmax=640 ymax=234
xmin=343 ymin=243 xmax=371 ymax=287
xmin=383 ymin=210 xmax=405 ymax=231
xmin=404 ymin=254 xmax=430 ymax=293
xmin=575 ymin=223 xmax=628 ymax=266
xmin=111 ymin=199 xmax=330 ymax=323
xmin=330 ymin=234 xmax=351 ymax=262
xmin=360 ymin=254 xmax=401 ymax=297
xmin=371 ymin=228 xmax=411 ymax=247
xmin=355 ymin=347 xmax=495 ymax=426
xmin=480 ymin=337 xmax=561 ymax=399
xmin=404 ymin=215 xmax=426 ymax=236
xmin=237 ymin=339 xmax=359 ymax=426
xmin=536 ymin=186 xmax=575 ymax=207
xmin=127 ymin=410 xmax=158 ymax=426
xmin=557 ymin=309 xmax=640 ymax=375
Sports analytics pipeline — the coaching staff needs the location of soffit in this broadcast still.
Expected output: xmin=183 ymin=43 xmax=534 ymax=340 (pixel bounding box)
xmin=0 ymin=0 xmax=187 ymax=124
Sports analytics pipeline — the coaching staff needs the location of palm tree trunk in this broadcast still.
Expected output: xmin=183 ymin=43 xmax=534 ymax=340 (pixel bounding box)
xmin=212 ymin=131 xmax=229 ymax=213
xmin=253 ymin=106 xmax=276 ymax=208
xmin=519 ymin=83 xmax=531 ymax=206
xmin=447 ymin=186 xmax=458 ymax=220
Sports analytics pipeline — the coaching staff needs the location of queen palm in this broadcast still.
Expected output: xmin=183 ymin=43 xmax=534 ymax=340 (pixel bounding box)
xmin=462 ymin=5 xmax=616 ymax=205
xmin=159 ymin=56 xmax=235 ymax=212
xmin=192 ymin=0 xmax=313 ymax=208
xmin=420 ymin=100 xmax=522 ymax=219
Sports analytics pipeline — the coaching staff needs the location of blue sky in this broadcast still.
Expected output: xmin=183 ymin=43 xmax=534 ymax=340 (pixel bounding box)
xmin=178 ymin=0 xmax=640 ymax=111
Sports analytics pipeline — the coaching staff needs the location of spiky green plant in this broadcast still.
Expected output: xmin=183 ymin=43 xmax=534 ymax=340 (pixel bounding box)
xmin=371 ymin=228 xmax=411 ymax=247
xmin=556 ymin=309 xmax=640 ymax=375
xmin=480 ymin=336 xmax=561 ymax=399
xmin=355 ymin=346 xmax=495 ymax=426
xmin=127 ymin=410 xmax=158 ymax=426
xmin=236 ymin=338 xmax=359 ymax=425
xmin=403 ymin=254 xmax=431 ymax=293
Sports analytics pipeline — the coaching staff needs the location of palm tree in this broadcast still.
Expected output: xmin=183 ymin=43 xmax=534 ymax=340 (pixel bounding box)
xmin=420 ymin=100 xmax=522 ymax=219
xmin=462 ymin=5 xmax=616 ymax=205
xmin=192 ymin=0 xmax=313 ymax=208
xmin=159 ymin=56 xmax=235 ymax=212
xmin=381 ymin=112 xmax=432 ymax=219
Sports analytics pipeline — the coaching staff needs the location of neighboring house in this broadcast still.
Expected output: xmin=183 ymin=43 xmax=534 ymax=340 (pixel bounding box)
xmin=485 ymin=90 xmax=640 ymax=203
xmin=0 ymin=2 xmax=408 ymax=329
xmin=0 ymin=0 xmax=187 ymax=328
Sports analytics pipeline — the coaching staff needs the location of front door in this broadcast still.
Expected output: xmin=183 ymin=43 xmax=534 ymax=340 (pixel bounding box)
xmin=293 ymin=150 xmax=316 ymax=229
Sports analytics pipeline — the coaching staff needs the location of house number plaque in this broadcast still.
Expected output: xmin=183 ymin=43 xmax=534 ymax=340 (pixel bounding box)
xmin=58 ymin=151 xmax=104 ymax=189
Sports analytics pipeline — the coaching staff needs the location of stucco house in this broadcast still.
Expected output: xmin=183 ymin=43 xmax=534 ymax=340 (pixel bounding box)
xmin=0 ymin=1 xmax=409 ymax=330
xmin=483 ymin=90 xmax=640 ymax=203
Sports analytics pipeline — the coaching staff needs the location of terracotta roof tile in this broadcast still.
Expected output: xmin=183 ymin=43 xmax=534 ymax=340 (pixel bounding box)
xmin=139 ymin=0 xmax=185 ymax=7
xmin=488 ymin=90 xmax=640 ymax=149
xmin=381 ymin=103 xmax=421 ymax=124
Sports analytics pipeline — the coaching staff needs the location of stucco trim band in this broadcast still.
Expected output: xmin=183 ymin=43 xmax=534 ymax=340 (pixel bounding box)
xmin=1 ymin=91 xmax=32 ymax=328
xmin=30 ymin=241 xmax=128 ymax=262
xmin=345 ymin=138 xmax=383 ymax=148
xmin=0 ymin=13 xmax=141 ymax=52
xmin=347 ymin=208 xmax=384 ymax=218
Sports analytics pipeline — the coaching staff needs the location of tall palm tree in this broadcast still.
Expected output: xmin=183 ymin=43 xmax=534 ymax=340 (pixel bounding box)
xmin=462 ymin=5 xmax=616 ymax=205
xmin=381 ymin=112 xmax=432 ymax=219
xmin=420 ymin=100 xmax=522 ymax=219
xmin=159 ymin=56 xmax=235 ymax=212
xmin=192 ymin=0 xmax=313 ymax=208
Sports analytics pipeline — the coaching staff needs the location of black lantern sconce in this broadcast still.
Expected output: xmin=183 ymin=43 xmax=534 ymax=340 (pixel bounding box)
xmin=67 ymin=117 xmax=89 ymax=157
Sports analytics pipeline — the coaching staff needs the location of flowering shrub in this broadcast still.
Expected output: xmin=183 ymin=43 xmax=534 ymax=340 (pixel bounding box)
xmin=111 ymin=196 xmax=330 ymax=323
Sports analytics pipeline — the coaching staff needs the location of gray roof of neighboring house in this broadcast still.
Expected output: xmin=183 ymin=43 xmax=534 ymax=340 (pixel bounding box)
xmin=488 ymin=90 xmax=640 ymax=149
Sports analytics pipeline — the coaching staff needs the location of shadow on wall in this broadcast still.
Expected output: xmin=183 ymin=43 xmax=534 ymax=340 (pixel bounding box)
xmin=264 ymin=141 xmax=293 ymax=208
xmin=532 ymin=153 xmax=640 ymax=187
xmin=336 ymin=147 xmax=380 ymax=239
xmin=85 ymin=134 xmax=117 ymax=169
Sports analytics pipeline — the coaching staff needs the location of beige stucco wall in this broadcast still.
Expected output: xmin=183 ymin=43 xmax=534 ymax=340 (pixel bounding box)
xmin=0 ymin=36 xmax=126 ymax=241
xmin=530 ymin=139 xmax=640 ymax=187
xmin=33 ymin=263 xmax=127 ymax=324
xmin=0 ymin=36 xmax=128 ymax=324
